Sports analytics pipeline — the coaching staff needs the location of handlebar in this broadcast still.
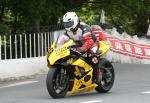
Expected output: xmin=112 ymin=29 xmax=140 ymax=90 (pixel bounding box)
xmin=69 ymin=46 xmax=82 ymax=55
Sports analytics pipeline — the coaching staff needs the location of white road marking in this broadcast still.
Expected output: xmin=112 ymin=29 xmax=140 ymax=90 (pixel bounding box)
xmin=80 ymin=100 xmax=103 ymax=103
xmin=141 ymin=91 xmax=150 ymax=94
xmin=0 ymin=81 xmax=38 ymax=89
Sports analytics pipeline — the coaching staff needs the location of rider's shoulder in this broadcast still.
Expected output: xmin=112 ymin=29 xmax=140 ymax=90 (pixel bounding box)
xmin=80 ymin=22 xmax=90 ymax=28
xmin=79 ymin=22 xmax=91 ymax=32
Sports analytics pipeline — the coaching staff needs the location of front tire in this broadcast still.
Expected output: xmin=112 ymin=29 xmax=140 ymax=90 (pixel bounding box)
xmin=95 ymin=58 xmax=115 ymax=93
xmin=46 ymin=67 xmax=69 ymax=98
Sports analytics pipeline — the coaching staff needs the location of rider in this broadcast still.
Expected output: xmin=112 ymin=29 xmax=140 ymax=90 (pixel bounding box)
xmin=58 ymin=12 xmax=99 ymax=55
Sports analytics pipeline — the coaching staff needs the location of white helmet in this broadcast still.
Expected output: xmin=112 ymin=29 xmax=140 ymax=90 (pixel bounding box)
xmin=63 ymin=12 xmax=79 ymax=31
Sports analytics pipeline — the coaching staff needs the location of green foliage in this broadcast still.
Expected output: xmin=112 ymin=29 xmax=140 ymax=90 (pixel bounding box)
xmin=0 ymin=23 xmax=10 ymax=34
xmin=80 ymin=0 xmax=150 ymax=35
xmin=0 ymin=0 xmax=85 ymax=34
xmin=0 ymin=0 xmax=150 ymax=36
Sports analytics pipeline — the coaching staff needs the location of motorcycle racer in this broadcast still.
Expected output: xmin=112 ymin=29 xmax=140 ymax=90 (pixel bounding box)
xmin=58 ymin=12 xmax=99 ymax=54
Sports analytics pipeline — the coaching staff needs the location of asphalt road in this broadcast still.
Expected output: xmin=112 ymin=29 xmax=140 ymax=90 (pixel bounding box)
xmin=0 ymin=63 xmax=150 ymax=103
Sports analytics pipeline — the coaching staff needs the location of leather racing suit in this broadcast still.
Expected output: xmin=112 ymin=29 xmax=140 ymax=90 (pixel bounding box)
xmin=58 ymin=22 xmax=98 ymax=54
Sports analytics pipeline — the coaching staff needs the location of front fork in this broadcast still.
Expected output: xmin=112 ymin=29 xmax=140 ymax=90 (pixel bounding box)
xmin=92 ymin=63 xmax=102 ymax=83
xmin=59 ymin=68 xmax=68 ymax=87
xmin=96 ymin=67 xmax=102 ymax=83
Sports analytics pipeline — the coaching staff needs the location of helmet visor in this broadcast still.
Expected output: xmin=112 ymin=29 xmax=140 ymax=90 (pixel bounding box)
xmin=63 ymin=21 xmax=74 ymax=28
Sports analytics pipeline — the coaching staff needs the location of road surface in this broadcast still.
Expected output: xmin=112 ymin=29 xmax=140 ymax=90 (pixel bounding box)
xmin=0 ymin=63 xmax=150 ymax=103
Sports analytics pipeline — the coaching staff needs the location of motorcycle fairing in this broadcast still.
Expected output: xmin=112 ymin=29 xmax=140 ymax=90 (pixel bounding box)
xmin=48 ymin=47 xmax=70 ymax=65
xmin=99 ymin=41 xmax=111 ymax=56
xmin=48 ymin=40 xmax=74 ymax=65
xmin=67 ymin=58 xmax=97 ymax=95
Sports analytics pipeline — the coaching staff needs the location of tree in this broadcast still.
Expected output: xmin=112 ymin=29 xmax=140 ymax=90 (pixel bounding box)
xmin=77 ymin=0 xmax=150 ymax=36
xmin=1 ymin=0 xmax=149 ymax=36
xmin=2 ymin=0 xmax=85 ymax=34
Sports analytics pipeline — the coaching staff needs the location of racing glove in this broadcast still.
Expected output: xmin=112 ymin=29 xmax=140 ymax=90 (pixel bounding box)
xmin=77 ymin=47 xmax=87 ymax=53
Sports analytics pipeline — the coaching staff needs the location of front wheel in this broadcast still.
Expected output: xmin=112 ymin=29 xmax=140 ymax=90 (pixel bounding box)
xmin=95 ymin=58 xmax=115 ymax=93
xmin=46 ymin=67 xmax=69 ymax=98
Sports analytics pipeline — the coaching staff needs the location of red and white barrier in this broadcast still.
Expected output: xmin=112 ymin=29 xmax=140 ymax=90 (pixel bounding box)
xmin=107 ymin=36 xmax=150 ymax=60
xmin=103 ymin=27 xmax=150 ymax=64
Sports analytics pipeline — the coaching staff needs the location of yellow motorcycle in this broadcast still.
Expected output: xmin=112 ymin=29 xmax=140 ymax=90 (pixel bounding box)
xmin=46 ymin=36 xmax=115 ymax=98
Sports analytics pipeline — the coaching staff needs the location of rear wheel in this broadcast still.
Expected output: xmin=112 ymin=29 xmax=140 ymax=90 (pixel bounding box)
xmin=46 ymin=67 xmax=69 ymax=98
xmin=95 ymin=58 xmax=115 ymax=93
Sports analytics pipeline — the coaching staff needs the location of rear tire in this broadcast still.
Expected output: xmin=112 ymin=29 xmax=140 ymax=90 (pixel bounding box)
xmin=95 ymin=58 xmax=115 ymax=93
xmin=46 ymin=67 xmax=69 ymax=98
